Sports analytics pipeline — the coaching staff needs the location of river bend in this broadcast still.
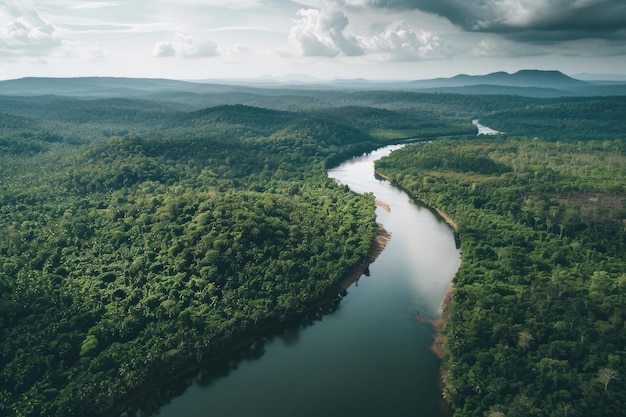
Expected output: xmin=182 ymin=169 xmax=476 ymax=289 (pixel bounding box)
xmin=152 ymin=145 xmax=461 ymax=417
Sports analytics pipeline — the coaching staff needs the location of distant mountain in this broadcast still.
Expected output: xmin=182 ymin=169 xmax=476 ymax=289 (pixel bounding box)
xmin=2 ymin=71 xmax=624 ymax=100
xmin=573 ymin=73 xmax=626 ymax=82
xmin=411 ymin=70 xmax=589 ymax=89
xmin=0 ymin=77 xmax=236 ymax=97
xmin=399 ymin=70 xmax=626 ymax=97
xmin=418 ymin=84 xmax=578 ymax=99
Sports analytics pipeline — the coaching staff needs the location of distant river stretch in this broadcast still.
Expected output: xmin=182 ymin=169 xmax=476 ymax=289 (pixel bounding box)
xmin=152 ymin=145 xmax=461 ymax=417
xmin=473 ymin=119 xmax=502 ymax=135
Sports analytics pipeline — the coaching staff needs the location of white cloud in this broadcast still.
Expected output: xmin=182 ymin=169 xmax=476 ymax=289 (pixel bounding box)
xmin=229 ymin=43 xmax=251 ymax=54
xmin=66 ymin=2 xmax=119 ymax=10
xmin=468 ymin=35 xmax=552 ymax=58
xmin=88 ymin=42 xmax=107 ymax=61
xmin=290 ymin=7 xmax=449 ymax=61
xmin=202 ymin=25 xmax=282 ymax=34
xmin=153 ymin=33 xmax=220 ymax=59
xmin=169 ymin=0 xmax=262 ymax=9
xmin=0 ymin=0 xmax=63 ymax=57
xmin=55 ymin=39 xmax=109 ymax=62
xmin=472 ymin=38 xmax=496 ymax=57
xmin=154 ymin=41 xmax=176 ymax=57
xmin=289 ymin=8 xmax=363 ymax=57
xmin=364 ymin=21 xmax=450 ymax=61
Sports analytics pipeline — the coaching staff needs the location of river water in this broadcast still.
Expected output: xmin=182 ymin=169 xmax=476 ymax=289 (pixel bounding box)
xmin=152 ymin=145 xmax=460 ymax=417
xmin=472 ymin=119 xmax=501 ymax=135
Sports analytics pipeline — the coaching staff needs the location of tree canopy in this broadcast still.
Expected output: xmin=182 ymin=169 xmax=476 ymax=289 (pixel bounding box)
xmin=376 ymin=128 xmax=625 ymax=417
xmin=0 ymin=102 xmax=388 ymax=416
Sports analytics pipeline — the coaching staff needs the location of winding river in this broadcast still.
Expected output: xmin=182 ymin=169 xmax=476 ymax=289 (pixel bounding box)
xmin=151 ymin=145 xmax=461 ymax=417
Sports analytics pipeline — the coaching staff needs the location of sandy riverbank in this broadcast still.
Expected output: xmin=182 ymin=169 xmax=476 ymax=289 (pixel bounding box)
xmin=376 ymin=169 xmax=458 ymax=230
xmin=431 ymin=284 xmax=454 ymax=359
xmin=341 ymin=223 xmax=391 ymax=290
xmin=375 ymin=200 xmax=391 ymax=213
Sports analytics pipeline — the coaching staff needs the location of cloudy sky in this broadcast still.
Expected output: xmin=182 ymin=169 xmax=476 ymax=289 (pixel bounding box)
xmin=1 ymin=0 xmax=626 ymax=80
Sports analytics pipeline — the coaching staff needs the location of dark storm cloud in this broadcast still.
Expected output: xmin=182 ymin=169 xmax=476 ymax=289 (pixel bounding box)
xmin=363 ymin=0 xmax=626 ymax=41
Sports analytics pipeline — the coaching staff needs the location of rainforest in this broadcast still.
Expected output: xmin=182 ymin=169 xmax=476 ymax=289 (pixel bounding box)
xmin=0 ymin=78 xmax=625 ymax=417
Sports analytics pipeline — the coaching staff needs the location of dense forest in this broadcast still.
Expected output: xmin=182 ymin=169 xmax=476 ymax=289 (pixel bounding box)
xmin=1 ymin=100 xmax=425 ymax=416
xmin=376 ymin=125 xmax=625 ymax=416
xmin=2 ymin=83 xmax=625 ymax=416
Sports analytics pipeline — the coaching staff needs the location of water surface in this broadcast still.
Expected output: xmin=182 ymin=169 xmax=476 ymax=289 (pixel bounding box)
xmin=473 ymin=119 xmax=501 ymax=135
xmin=153 ymin=145 xmax=460 ymax=417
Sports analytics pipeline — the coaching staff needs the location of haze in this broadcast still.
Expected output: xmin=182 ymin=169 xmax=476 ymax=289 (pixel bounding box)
xmin=2 ymin=0 xmax=626 ymax=81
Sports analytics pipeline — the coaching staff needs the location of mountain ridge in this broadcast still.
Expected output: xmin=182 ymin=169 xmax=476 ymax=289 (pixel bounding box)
xmin=412 ymin=69 xmax=589 ymax=89
xmin=2 ymin=70 xmax=625 ymax=99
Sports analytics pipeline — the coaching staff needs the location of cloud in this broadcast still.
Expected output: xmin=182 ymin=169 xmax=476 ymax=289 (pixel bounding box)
xmin=66 ymin=2 xmax=119 ymax=10
xmin=339 ymin=0 xmax=626 ymax=41
xmin=289 ymin=8 xmax=363 ymax=57
xmin=364 ymin=21 xmax=450 ymax=61
xmin=154 ymin=33 xmax=220 ymax=59
xmin=171 ymin=0 xmax=262 ymax=9
xmin=469 ymin=36 xmax=546 ymax=58
xmin=0 ymin=0 xmax=63 ymax=57
xmin=57 ymin=39 xmax=109 ymax=62
xmin=154 ymin=41 xmax=177 ymax=57
xmin=88 ymin=42 xmax=107 ymax=61
xmin=290 ymin=8 xmax=450 ymax=61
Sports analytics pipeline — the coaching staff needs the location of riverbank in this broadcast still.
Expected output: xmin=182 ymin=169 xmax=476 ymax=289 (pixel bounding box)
xmin=102 ymin=222 xmax=392 ymax=417
xmin=375 ymin=200 xmax=391 ymax=213
xmin=375 ymin=170 xmax=457 ymax=231
xmin=341 ymin=223 xmax=391 ymax=290
xmin=431 ymin=284 xmax=454 ymax=359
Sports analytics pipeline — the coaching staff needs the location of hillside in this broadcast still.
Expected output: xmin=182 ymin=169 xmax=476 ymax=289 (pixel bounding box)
xmin=412 ymin=70 xmax=588 ymax=88
xmin=376 ymin=107 xmax=626 ymax=417
xmin=0 ymin=77 xmax=235 ymax=97
xmin=0 ymin=102 xmax=386 ymax=417
xmin=3 ymin=71 xmax=626 ymax=102
xmin=1 ymin=79 xmax=625 ymax=416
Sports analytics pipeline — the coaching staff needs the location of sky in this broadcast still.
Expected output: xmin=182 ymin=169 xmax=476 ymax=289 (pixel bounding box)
xmin=1 ymin=0 xmax=626 ymax=81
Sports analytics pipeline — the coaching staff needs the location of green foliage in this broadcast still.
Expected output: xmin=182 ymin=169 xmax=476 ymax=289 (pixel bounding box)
xmin=309 ymin=106 xmax=475 ymax=140
xmin=5 ymin=85 xmax=624 ymax=417
xmin=480 ymin=97 xmax=626 ymax=141
xmin=377 ymin=135 xmax=626 ymax=417
xmin=0 ymin=112 xmax=64 ymax=155
xmin=0 ymin=103 xmax=380 ymax=416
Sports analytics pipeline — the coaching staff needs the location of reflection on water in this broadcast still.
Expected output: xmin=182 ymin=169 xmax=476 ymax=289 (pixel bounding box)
xmin=136 ymin=145 xmax=459 ymax=417
xmin=329 ymin=145 xmax=459 ymax=318
xmin=130 ymin=296 xmax=344 ymax=417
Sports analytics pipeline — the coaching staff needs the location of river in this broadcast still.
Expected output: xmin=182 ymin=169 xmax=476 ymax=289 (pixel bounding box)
xmin=149 ymin=144 xmax=461 ymax=417
xmin=472 ymin=119 xmax=501 ymax=135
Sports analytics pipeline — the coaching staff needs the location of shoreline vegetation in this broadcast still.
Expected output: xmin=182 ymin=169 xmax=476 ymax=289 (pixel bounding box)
xmin=104 ymin=222 xmax=392 ymax=417
xmin=4 ymin=84 xmax=625 ymax=417
xmin=341 ymin=223 xmax=392 ymax=290
xmin=374 ymin=137 xmax=626 ymax=417
xmin=377 ymin=169 xmax=457 ymax=230
xmin=1 ymin=102 xmax=393 ymax=417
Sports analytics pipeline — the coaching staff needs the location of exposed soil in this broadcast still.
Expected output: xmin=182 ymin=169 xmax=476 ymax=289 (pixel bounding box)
xmin=341 ymin=223 xmax=391 ymax=290
xmin=375 ymin=200 xmax=391 ymax=213
xmin=431 ymin=284 xmax=454 ymax=359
